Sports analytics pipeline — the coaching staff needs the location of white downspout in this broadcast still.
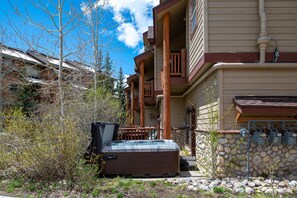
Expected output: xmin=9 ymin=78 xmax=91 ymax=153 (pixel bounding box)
xmin=257 ymin=0 xmax=271 ymax=63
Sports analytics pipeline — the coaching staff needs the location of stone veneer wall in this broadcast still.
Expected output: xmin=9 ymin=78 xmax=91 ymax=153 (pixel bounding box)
xmin=196 ymin=132 xmax=214 ymax=175
xmin=171 ymin=128 xmax=187 ymax=149
xmin=196 ymin=132 xmax=297 ymax=178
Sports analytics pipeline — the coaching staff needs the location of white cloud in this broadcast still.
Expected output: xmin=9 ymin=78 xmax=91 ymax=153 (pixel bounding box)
xmin=93 ymin=0 xmax=159 ymax=48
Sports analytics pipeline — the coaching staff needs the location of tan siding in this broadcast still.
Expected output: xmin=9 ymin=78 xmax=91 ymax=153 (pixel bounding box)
xmin=188 ymin=0 xmax=205 ymax=73
xmin=186 ymin=72 xmax=219 ymax=131
xmin=266 ymin=1 xmax=297 ymax=52
xmin=144 ymin=107 xmax=159 ymax=127
xmin=155 ymin=46 xmax=163 ymax=90
xmin=222 ymin=68 xmax=297 ymax=130
xmin=208 ymin=0 xmax=259 ymax=53
xmin=170 ymin=98 xmax=185 ymax=128
xmin=208 ymin=0 xmax=297 ymax=53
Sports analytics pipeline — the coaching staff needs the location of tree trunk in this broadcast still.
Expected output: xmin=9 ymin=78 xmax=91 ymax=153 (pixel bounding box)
xmin=58 ymin=0 xmax=65 ymax=120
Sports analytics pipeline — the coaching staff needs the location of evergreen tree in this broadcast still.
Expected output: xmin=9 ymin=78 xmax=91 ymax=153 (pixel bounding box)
xmin=116 ymin=67 xmax=126 ymax=124
xmin=103 ymin=51 xmax=114 ymax=92
xmin=96 ymin=50 xmax=103 ymax=73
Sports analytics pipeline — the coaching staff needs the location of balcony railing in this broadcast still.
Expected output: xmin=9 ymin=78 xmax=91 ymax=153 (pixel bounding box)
xmin=117 ymin=126 xmax=160 ymax=140
xmin=170 ymin=49 xmax=186 ymax=77
xmin=144 ymin=81 xmax=154 ymax=97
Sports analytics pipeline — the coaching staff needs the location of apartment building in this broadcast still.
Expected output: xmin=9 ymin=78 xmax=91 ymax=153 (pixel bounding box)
xmin=126 ymin=0 xmax=297 ymax=176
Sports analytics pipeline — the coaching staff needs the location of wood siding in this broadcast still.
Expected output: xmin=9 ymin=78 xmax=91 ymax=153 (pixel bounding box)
xmin=170 ymin=98 xmax=185 ymax=128
xmin=222 ymin=67 xmax=297 ymax=130
xmin=208 ymin=0 xmax=297 ymax=53
xmin=266 ymin=0 xmax=297 ymax=52
xmin=188 ymin=0 xmax=205 ymax=74
xmin=208 ymin=0 xmax=259 ymax=53
xmin=155 ymin=46 xmax=163 ymax=90
xmin=144 ymin=107 xmax=159 ymax=127
xmin=186 ymin=72 xmax=218 ymax=131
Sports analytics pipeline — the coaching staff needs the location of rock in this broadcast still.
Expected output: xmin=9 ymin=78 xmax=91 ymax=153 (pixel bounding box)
xmin=276 ymin=188 xmax=285 ymax=195
xmin=261 ymin=187 xmax=267 ymax=192
xmin=286 ymin=188 xmax=293 ymax=194
xmin=229 ymin=139 xmax=235 ymax=144
xmin=234 ymin=188 xmax=244 ymax=194
xmin=289 ymin=180 xmax=297 ymax=186
xmin=209 ymin=180 xmax=220 ymax=188
xmin=187 ymin=185 xmax=194 ymax=190
xmin=216 ymin=156 xmax=225 ymax=166
xmin=260 ymin=152 xmax=266 ymax=157
xmin=288 ymin=154 xmax=297 ymax=162
xmin=199 ymin=185 xmax=209 ymax=191
xmin=264 ymin=188 xmax=274 ymax=194
xmin=224 ymin=147 xmax=231 ymax=153
xmin=272 ymin=146 xmax=278 ymax=152
xmin=248 ymin=181 xmax=256 ymax=187
xmin=254 ymin=179 xmax=262 ymax=186
xmin=289 ymin=149 xmax=297 ymax=154
xmin=220 ymin=180 xmax=227 ymax=186
xmin=226 ymin=183 xmax=234 ymax=189
xmin=278 ymin=181 xmax=286 ymax=187
xmin=218 ymin=145 xmax=224 ymax=152
xmin=230 ymin=149 xmax=236 ymax=154
xmin=245 ymin=187 xmax=253 ymax=194
xmin=219 ymin=138 xmax=228 ymax=144
xmin=252 ymin=156 xmax=262 ymax=166
xmin=241 ymin=179 xmax=248 ymax=185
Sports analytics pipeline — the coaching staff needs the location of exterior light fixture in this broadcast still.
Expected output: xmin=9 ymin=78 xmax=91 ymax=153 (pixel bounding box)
xmin=273 ymin=48 xmax=280 ymax=63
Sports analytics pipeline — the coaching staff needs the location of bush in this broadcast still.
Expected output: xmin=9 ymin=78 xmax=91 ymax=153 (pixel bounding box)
xmin=0 ymin=108 xmax=88 ymax=181
xmin=0 ymin=85 xmax=122 ymax=182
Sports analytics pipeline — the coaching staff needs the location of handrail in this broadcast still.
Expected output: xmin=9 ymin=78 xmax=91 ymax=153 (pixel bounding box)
xmin=118 ymin=126 xmax=160 ymax=140
xmin=144 ymin=81 xmax=154 ymax=97
xmin=170 ymin=49 xmax=186 ymax=77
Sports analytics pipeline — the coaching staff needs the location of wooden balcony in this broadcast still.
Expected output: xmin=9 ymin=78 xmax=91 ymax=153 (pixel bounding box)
xmin=170 ymin=49 xmax=186 ymax=77
xmin=144 ymin=81 xmax=154 ymax=97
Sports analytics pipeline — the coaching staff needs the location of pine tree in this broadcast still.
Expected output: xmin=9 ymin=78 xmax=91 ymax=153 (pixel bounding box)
xmin=116 ymin=67 xmax=126 ymax=125
xmin=103 ymin=51 xmax=114 ymax=92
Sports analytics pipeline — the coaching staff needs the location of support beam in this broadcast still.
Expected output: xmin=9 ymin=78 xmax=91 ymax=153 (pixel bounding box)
xmin=125 ymin=90 xmax=130 ymax=125
xmin=139 ymin=60 xmax=145 ymax=127
xmin=131 ymin=80 xmax=135 ymax=125
xmin=163 ymin=12 xmax=171 ymax=139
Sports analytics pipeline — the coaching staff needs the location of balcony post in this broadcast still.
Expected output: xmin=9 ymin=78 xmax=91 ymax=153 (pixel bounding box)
xmin=125 ymin=89 xmax=130 ymax=125
xmin=163 ymin=12 xmax=171 ymax=139
xmin=131 ymin=80 xmax=135 ymax=125
xmin=140 ymin=60 xmax=145 ymax=127
xmin=181 ymin=49 xmax=187 ymax=78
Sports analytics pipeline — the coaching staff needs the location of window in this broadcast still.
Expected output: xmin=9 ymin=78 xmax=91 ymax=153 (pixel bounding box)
xmin=26 ymin=65 xmax=40 ymax=79
xmin=190 ymin=0 xmax=197 ymax=35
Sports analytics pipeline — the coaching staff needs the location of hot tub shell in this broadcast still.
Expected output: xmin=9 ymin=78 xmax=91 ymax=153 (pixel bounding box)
xmin=102 ymin=140 xmax=180 ymax=177
xmin=86 ymin=122 xmax=180 ymax=177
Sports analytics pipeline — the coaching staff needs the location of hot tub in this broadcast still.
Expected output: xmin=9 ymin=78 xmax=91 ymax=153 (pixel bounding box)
xmin=85 ymin=122 xmax=180 ymax=177
xmin=102 ymin=140 xmax=180 ymax=177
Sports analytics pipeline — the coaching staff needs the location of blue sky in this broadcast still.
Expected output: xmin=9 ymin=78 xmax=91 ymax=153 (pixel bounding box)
xmin=0 ymin=0 xmax=158 ymax=76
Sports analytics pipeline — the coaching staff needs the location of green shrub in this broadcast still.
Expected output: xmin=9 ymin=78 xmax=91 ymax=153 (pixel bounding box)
xmin=0 ymin=109 xmax=89 ymax=181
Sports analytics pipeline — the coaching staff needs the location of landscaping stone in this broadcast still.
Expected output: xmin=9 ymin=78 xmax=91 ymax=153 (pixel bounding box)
xmin=234 ymin=187 xmax=244 ymax=194
xmin=166 ymin=176 xmax=297 ymax=196
xmin=248 ymin=181 xmax=256 ymax=187
xmin=264 ymin=188 xmax=274 ymax=194
xmin=245 ymin=187 xmax=253 ymax=194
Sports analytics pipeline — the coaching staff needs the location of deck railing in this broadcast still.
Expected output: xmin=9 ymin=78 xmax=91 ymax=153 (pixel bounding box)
xmin=170 ymin=49 xmax=186 ymax=77
xmin=144 ymin=81 xmax=154 ymax=97
xmin=118 ymin=126 xmax=160 ymax=140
